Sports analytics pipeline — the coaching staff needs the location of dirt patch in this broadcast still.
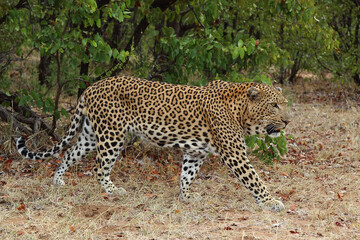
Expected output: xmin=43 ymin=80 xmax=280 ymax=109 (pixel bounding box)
xmin=73 ymin=204 xmax=125 ymax=220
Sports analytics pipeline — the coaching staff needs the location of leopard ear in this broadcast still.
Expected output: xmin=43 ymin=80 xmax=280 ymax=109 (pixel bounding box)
xmin=247 ymin=86 xmax=261 ymax=100
xmin=275 ymin=87 xmax=282 ymax=93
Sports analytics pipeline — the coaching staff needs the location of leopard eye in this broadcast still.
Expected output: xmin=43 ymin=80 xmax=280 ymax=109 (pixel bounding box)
xmin=272 ymin=103 xmax=279 ymax=108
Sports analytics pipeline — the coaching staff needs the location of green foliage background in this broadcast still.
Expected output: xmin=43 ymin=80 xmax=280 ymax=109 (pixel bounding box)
xmin=1 ymin=0 xmax=359 ymax=163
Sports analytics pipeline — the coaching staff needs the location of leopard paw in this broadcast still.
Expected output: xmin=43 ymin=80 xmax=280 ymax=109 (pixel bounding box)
xmin=179 ymin=192 xmax=202 ymax=203
xmin=114 ymin=187 xmax=127 ymax=196
xmin=53 ymin=178 xmax=65 ymax=187
xmin=105 ymin=186 xmax=127 ymax=196
xmin=261 ymin=199 xmax=285 ymax=212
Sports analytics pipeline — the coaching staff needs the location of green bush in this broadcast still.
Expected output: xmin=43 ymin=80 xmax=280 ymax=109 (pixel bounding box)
xmin=245 ymin=131 xmax=292 ymax=165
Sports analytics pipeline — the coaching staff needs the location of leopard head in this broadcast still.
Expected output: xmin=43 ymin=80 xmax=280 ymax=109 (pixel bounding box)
xmin=244 ymin=84 xmax=290 ymax=137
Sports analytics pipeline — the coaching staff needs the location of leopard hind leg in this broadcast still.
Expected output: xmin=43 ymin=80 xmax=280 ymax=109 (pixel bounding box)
xmin=94 ymin=130 xmax=126 ymax=196
xmin=53 ymin=116 xmax=96 ymax=186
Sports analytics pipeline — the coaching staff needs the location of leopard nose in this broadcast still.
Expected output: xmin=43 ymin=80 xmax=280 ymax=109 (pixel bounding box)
xmin=282 ymin=120 xmax=290 ymax=126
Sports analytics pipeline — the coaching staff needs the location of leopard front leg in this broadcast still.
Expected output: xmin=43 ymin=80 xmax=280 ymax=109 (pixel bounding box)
xmin=179 ymin=150 xmax=207 ymax=202
xmin=221 ymin=146 xmax=285 ymax=212
xmin=207 ymin=107 xmax=285 ymax=212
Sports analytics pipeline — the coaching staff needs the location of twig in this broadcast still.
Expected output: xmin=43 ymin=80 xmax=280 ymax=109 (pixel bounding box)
xmin=0 ymin=91 xmax=61 ymax=140
xmin=0 ymin=105 xmax=32 ymax=135
xmin=315 ymin=53 xmax=341 ymax=76
xmin=186 ymin=0 xmax=205 ymax=29
xmin=148 ymin=55 xmax=161 ymax=80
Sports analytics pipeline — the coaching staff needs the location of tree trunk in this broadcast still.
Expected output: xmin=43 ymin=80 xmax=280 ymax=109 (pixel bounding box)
xmin=98 ymin=0 xmax=177 ymax=80
xmin=288 ymin=51 xmax=303 ymax=84
xmin=78 ymin=47 xmax=90 ymax=98
xmin=38 ymin=54 xmax=51 ymax=87
xmin=353 ymin=74 xmax=360 ymax=86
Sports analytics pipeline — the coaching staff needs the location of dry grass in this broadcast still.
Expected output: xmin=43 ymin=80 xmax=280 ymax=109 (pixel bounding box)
xmin=1 ymin=75 xmax=360 ymax=239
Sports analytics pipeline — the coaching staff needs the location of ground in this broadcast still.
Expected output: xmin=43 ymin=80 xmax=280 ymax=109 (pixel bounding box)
xmin=0 ymin=75 xmax=359 ymax=239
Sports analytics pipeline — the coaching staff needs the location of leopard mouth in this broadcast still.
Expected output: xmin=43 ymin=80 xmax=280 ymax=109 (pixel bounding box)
xmin=265 ymin=124 xmax=281 ymax=135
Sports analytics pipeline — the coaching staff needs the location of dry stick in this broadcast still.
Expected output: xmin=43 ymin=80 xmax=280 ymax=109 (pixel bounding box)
xmin=0 ymin=91 xmax=61 ymax=140
xmin=0 ymin=105 xmax=32 ymax=135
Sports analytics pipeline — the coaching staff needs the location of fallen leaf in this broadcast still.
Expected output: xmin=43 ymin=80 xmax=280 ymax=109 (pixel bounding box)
xmin=318 ymin=144 xmax=323 ymax=151
xmin=4 ymin=159 xmax=13 ymax=171
xmin=135 ymin=204 xmax=145 ymax=209
xmin=289 ymin=204 xmax=298 ymax=211
xmin=146 ymin=176 xmax=154 ymax=181
xmin=69 ymin=225 xmax=75 ymax=232
xmin=174 ymin=209 xmax=180 ymax=214
xmin=280 ymin=193 xmax=288 ymax=201
xmin=144 ymin=193 xmax=156 ymax=197
xmin=290 ymin=230 xmax=299 ymax=234
xmin=337 ymin=192 xmax=344 ymax=201
xmin=335 ymin=222 xmax=343 ymax=227
xmin=101 ymin=193 xmax=109 ymax=200
xmin=17 ymin=203 xmax=26 ymax=211
xmin=17 ymin=230 xmax=25 ymax=236
xmin=151 ymin=169 xmax=160 ymax=175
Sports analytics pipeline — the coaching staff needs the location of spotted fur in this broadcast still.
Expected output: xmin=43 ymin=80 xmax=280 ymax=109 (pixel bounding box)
xmin=16 ymin=76 xmax=290 ymax=212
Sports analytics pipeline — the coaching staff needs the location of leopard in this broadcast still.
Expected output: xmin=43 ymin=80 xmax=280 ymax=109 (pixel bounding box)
xmin=16 ymin=75 xmax=290 ymax=212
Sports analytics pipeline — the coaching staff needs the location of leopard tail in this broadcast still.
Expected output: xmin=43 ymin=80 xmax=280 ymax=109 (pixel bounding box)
xmin=16 ymin=96 xmax=87 ymax=160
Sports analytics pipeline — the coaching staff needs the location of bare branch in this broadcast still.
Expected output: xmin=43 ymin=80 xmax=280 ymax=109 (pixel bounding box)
xmin=0 ymin=91 xmax=61 ymax=140
xmin=186 ymin=0 xmax=205 ymax=29
xmin=0 ymin=105 xmax=32 ymax=135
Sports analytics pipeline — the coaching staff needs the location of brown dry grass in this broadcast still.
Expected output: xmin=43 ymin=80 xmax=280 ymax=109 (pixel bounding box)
xmin=1 ymin=74 xmax=360 ymax=239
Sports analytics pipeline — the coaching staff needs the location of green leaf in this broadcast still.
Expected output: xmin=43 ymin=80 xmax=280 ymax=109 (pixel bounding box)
xmin=61 ymin=108 xmax=69 ymax=117
xmin=231 ymin=47 xmax=239 ymax=60
xmin=91 ymin=40 xmax=97 ymax=47
xmin=239 ymin=48 xmax=245 ymax=59
xmin=18 ymin=96 xmax=26 ymax=107
xmin=260 ymin=74 xmax=272 ymax=85
xmin=247 ymin=38 xmax=256 ymax=55
xmin=81 ymin=38 xmax=87 ymax=47
xmin=112 ymin=48 xmax=119 ymax=58
xmin=54 ymin=109 xmax=60 ymax=121
xmin=88 ymin=0 xmax=98 ymax=13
